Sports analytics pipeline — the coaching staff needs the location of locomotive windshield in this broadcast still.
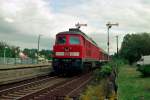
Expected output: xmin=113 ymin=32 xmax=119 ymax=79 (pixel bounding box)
xmin=69 ymin=36 xmax=80 ymax=44
xmin=56 ymin=36 xmax=66 ymax=44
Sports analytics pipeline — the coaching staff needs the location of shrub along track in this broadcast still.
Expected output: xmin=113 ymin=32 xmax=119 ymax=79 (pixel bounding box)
xmin=0 ymin=72 xmax=93 ymax=100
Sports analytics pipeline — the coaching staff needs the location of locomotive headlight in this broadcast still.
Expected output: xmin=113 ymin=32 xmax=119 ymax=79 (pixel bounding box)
xmin=55 ymin=52 xmax=64 ymax=56
xmin=70 ymin=52 xmax=80 ymax=56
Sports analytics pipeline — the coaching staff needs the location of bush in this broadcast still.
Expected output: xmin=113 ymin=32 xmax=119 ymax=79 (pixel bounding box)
xmin=108 ymin=59 xmax=127 ymax=67
xmin=137 ymin=65 xmax=150 ymax=76
xmin=81 ymin=59 xmax=124 ymax=99
xmin=93 ymin=65 xmax=112 ymax=83
xmin=100 ymin=65 xmax=112 ymax=77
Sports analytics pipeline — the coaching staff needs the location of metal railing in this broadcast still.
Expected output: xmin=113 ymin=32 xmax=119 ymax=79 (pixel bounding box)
xmin=0 ymin=57 xmax=37 ymax=65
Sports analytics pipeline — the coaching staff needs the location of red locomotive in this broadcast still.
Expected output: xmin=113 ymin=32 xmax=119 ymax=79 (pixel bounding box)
xmin=52 ymin=27 xmax=108 ymax=75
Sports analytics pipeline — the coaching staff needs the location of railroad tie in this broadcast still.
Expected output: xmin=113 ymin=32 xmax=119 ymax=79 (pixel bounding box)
xmin=0 ymin=95 xmax=19 ymax=99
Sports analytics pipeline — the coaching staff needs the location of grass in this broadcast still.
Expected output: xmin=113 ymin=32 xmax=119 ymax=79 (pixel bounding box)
xmin=80 ymin=79 xmax=110 ymax=100
xmin=118 ymin=65 xmax=150 ymax=100
xmin=80 ymin=61 xmax=118 ymax=100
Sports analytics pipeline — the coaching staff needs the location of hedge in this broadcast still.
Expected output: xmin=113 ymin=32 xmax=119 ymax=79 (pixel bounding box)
xmin=137 ymin=65 xmax=150 ymax=76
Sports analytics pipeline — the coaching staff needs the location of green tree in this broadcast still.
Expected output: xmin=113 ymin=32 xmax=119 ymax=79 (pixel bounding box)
xmin=0 ymin=41 xmax=20 ymax=58
xmin=119 ymin=33 xmax=150 ymax=64
xmin=23 ymin=48 xmax=37 ymax=58
xmin=39 ymin=49 xmax=53 ymax=60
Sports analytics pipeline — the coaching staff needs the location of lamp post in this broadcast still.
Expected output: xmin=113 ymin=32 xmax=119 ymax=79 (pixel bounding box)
xmin=15 ymin=47 xmax=19 ymax=65
xmin=37 ymin=34 xmax=42 ymax=63
xmin=106 ymin=22 xmax=119 ymax=60
xmin=4 ymin=46 xmax=8 ymax=64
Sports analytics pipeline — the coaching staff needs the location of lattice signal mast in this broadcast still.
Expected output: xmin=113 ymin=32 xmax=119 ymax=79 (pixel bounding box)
xmin=106 ymin=22 xmax=119 ymax=60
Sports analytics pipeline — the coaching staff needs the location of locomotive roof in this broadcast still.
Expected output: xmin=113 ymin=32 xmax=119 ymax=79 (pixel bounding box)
xmin=57 ymin=28 xmax=98 ymax=47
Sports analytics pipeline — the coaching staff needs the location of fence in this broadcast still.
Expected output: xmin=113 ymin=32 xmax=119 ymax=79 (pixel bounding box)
xmin=0 ymin=57 xmax=37 ymax=65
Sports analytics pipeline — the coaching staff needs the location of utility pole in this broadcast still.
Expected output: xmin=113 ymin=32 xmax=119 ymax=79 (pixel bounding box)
xmin=116 ymin=35 xmax=119 ymax=57
xmin=37 ymin=34 xmax=42 ymax=63
xmin=106 ymin=22 xmax=119 ymax=60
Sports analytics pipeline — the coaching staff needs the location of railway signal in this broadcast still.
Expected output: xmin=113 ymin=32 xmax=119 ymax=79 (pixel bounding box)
xmin=75 ymin=22 xmax=87 ymax=29
xmin=116 ymin=35 xmax=119 ymax=57
xmin=106 ymin=22 xmax=119 ymax=60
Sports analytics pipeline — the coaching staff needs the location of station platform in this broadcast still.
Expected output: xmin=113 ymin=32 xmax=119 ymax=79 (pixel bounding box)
xmin=0 ymin=63 xmax=51 ymax=85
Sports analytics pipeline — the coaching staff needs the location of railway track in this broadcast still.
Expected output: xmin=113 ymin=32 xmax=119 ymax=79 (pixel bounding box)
xmin=0 ymin=76 xmax=67 ymax=100
xmin=0 ymin=73 xmax=93 ymax=100
xmin=21 ymin=72 xmax=93 ymax=100
xmin=0 ymin=75 xmax=51 ymax=91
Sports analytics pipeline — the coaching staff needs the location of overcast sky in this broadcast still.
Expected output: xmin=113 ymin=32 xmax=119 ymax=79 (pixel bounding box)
xmin=0 ymin=0 xmax=150 ymax=54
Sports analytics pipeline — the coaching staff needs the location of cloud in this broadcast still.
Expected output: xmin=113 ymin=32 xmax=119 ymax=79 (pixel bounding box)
xmin=0 ymin=33 xmax=55 ymax=50
xmin=4 ymin=17 xmax=14 ymax=23
xmin=0 ymin=0 xmax=56 ymax=49
xmin=0 ymin=0 xmax=150 ymax=54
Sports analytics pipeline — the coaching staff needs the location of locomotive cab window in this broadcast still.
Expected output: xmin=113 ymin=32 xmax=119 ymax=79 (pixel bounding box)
xmin=56 ymin=36 xmax=66 ymax=44
xmin=69 ymin=36 xmax=80 ymax=44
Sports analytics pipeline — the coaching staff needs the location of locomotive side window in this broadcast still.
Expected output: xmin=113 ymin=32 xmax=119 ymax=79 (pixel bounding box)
xmin=69 ymin=36 xmax=80 ymax=44
xmin=56 ymin=36 xmax=66 ymax=44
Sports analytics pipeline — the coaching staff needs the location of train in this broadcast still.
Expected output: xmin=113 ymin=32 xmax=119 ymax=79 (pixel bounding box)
xmin=52 ymin=27 xmax=108 ymax=75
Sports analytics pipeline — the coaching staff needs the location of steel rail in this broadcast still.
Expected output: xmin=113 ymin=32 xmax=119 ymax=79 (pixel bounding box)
xmin=0 ymin=76 xmax=57 ymax=93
